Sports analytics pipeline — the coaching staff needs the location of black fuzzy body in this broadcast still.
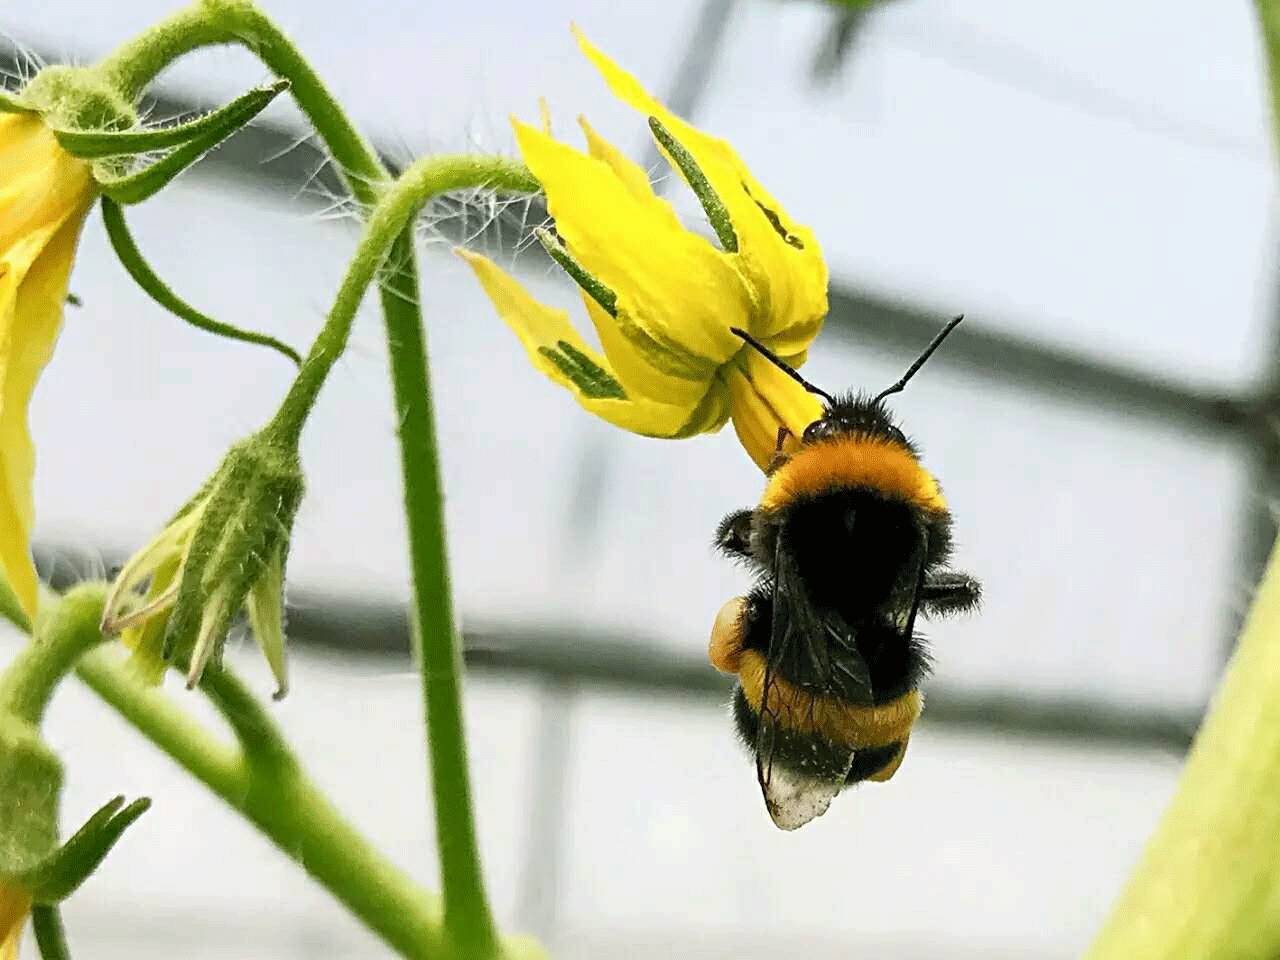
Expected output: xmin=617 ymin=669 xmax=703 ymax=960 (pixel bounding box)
xmin=716 ymin=394 xmax=979 ymax=789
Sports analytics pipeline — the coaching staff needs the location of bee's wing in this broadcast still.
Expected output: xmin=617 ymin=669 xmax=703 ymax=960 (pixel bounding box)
xmin=754 ymin=541 xmax=871 ymax=831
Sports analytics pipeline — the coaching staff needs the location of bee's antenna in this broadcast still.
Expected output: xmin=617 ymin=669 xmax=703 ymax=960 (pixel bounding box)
xmin=874 ymin=315 xmax=964 ymax=403
xmin=729 ymin=327 xmax=836 ymax=405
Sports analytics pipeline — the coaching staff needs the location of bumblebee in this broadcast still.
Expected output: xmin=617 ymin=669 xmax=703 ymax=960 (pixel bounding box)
xmin=710 ymin=318 xmax=981 ymax=830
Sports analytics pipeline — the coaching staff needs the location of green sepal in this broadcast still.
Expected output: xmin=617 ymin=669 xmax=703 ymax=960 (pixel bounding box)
xmin=537 ymin=341 xmax=627 ymax=399
xmin=101 ymin=197 xmax=301 ymax=364
xmin=57 ymin=79 xmax=287 ymax=159
xmin=534 ymin=227 xmax=618 ymax=317
xmin=163 ymin=432 xmax=304 ymax=689
xmin=0 ymin=716 xmax=61 ymax=876
xmin=0 ymin=90 xmax=34 ymax=114
xmin=95 ymin=80 xmax=289 ymax=204
xmin=647 ymin=116 xmax=738 ymax=253
xmin=32 ymin=904 xmax=71 ymax=960
xmin=12 ymin=795 xmax=151 ymax=903
xmin=246 ymin=543 xmax=289 ymax=700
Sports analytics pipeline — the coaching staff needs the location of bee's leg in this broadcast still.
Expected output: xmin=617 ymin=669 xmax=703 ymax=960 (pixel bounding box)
xmin=766 ymin=426 xmax=794 ymax=474
xmin=715 ymin=508 xmax=756 ymax=561
xmin=920 ymin=570 xmax=982 ymax=617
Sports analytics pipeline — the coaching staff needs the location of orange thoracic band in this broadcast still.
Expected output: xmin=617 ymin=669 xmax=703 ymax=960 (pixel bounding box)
xmin=760 ymin=436 xmax=946 ymax=514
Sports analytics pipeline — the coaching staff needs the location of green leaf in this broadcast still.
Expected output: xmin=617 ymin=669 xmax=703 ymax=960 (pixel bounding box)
xmin=101 ymin=197 xmax=302 ymax=364
xmin=647 ymin=116 xmax=738 ymax=253
xmin=57 ymin=79 xmax=287 ymax=159
xmin=95 ymin=80 xmax=289 ymax=203
xmin=20 ymin=795 xmax=151 ymax=903
xmin=32 ymin=905 xmax=71 ymax=960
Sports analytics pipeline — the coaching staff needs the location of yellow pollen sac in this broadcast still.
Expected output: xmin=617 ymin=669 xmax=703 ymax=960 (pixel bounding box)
xmin=709 ymin=596 xmax=747 ymax=674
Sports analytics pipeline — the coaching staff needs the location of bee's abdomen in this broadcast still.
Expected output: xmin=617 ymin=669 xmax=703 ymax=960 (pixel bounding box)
xmin=732 ymin=686 xmax=909 ymax=785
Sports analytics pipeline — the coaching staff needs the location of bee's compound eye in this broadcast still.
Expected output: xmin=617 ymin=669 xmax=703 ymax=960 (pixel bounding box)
xmin=803 ymin=419 xmax=835 ymax=444
xmin=709 ymin=597 xmax=748 ymax=675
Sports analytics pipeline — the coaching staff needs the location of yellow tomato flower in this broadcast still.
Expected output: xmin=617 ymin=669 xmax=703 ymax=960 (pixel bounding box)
xmin=0 ymin=886 xmax=28 ymax=960
xmin=459 ymin=29 xmax=829 ymax=471
xmin=0 ymin=112 xmax=95 ymax=620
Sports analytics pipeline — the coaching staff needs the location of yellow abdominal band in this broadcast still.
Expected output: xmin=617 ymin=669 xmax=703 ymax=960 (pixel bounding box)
xmin=737 ymin=648 xmax=922 ymax=749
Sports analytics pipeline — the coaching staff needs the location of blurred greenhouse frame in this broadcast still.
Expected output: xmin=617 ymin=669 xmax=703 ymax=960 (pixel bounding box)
xmin=2 ymin=1 xmax=1277 ymax=957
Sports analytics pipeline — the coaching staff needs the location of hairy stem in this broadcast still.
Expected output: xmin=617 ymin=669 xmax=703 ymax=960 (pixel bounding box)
xmin=265 ymin=155 xmax=537 ymax=446
xmin=381 ymin=236 xmax=497 ymax=953
xmin=76 ymin=647 xmax=449 ymax=957
xmin=1086 ymin=540 xmax=1280 ymax=956
xmin=0 ymin=585 xmax=106 ymax=725
xmin=96 ymin=7 xmax=541 ymax=953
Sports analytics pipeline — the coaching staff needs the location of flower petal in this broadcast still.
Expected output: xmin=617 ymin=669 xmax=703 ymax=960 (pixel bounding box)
xmin=576 ymin=115 xmax=683 ymax=232
xmin=0 ymin=116 xmax=92 ymax=619
xmin=0 ymin=208 xmax=91 ymax=619
xmin=581 ymin=293 xmax=709 ymax=408
xmin=513 ymin=118 xmax=752 ymax=366
xmin=459 ymin=249 xmax=714 ymax=437
xmin=726 ymin=349 xmax=825 ymax=471
xmin=0 ymin=116 xmax=92 ymax=252
xmin=0 ymin=887 xmax=27 ymax=960
xmin=573 ymin=28 xmax=828 ymax=351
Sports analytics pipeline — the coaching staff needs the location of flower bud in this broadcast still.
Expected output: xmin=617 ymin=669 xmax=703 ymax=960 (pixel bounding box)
xmin=103 ymin=429 xmax=303 ymax=695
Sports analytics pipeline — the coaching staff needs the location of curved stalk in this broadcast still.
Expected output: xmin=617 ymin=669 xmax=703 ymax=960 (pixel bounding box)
xmin=75 ymin=648 xmax=450 ymax=958
xmin=96 ymin=7 xmax=540 ymax=954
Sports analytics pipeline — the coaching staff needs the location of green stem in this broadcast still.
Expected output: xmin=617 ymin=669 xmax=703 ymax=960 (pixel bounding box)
xmin=0 ymin=585 xmax=105 ymax=725
xmin=97 ymin=0 xmax=386 ymax=201
xmin=1086 ymin=539 xmax=1280 ymax=957
xmin=381 ymin=237 xmax=496 ymax=953
xmin=263 ymin=154 xmax=534 ymax=959
xmin=1257 ymin=0 xmax=1280 ymax=156
xmin=97 ymin=9 xmax=540 ymax=953
xmin=31 ymin=905 xmax=71 ymax=960
xmin=199 ymin=663 xmax=295 ymax=767
xmin=75 ymin=647 xmax=449 ymax=958
xmin=265 ymin=154 xmax=536 ymax=447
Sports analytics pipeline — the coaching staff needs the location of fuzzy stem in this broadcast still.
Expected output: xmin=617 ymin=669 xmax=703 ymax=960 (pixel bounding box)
xmin=75 ymin=647 xmax=451 ymax=958
xmin=265 ymin=155 xmax=537 ymax=447
xmin=97 ymin=0 xmax=386 ymax=199
xmin=1086 ymin=540 xmax=1280 ymax=956
xmin=381 ymin=236 xmax=497 ymax=954
xmin=0 ymin=585 xmax=106 ymax=725
xmin=1257 ymin=0 xmax=1280 ymax=158
xmin=264 ymin=152 xmax=536 ymax=958
xmin=31 ymin=905 xmax=71 ymax=960
xmin=95 ymin=8 xmax=541 ymax=953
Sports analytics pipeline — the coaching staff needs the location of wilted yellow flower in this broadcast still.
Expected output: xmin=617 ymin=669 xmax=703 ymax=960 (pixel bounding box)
xmin=459 ymin=29 xmax=829 ymax=471
xmin=0 ymin=112 xmax=95 ymax=620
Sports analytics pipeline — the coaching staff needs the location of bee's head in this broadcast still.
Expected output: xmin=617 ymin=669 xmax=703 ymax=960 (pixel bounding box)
xmin=729 ymin=316 xmax=963 ymax=448
xmin=801 ymin=395 xmax=908 ymax=447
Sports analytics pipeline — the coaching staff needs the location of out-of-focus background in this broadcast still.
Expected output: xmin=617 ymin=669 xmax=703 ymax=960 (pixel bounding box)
xmin=2 ymin=1 xmax=1276 ymax=957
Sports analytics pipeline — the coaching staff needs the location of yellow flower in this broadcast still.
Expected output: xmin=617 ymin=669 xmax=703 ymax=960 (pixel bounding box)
xmin=100 ymin=494 xmax=208 ymax=684
xmin=0 ymin=112 xmax=95 ymax=621
xmin=0 ymin=886 xmax=28 ymax=960
xmin=459 ymin=29 xmax=829 ymax=470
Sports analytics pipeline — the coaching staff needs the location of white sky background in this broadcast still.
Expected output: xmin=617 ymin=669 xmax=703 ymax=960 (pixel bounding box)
xmin=1 ymin=1 xmax=1275 ymax=957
